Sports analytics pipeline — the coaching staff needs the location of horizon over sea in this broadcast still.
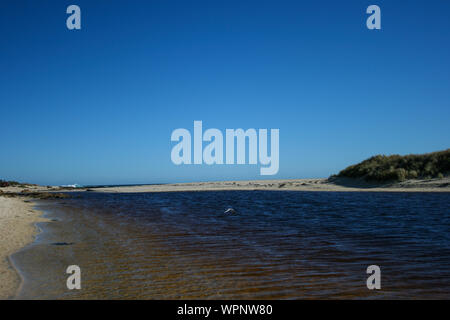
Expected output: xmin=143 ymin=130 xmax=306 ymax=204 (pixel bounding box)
xmin=11 ymin=190 xmax=450 ymax=299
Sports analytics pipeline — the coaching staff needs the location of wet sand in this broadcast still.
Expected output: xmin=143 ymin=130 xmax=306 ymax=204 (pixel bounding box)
xmin=0 ymin=196 xmax=46 ymax=299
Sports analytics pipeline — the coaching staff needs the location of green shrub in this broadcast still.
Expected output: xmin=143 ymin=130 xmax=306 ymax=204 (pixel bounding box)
xmin=408 ymin=170 xmax=418 ymax=179
xmin=0 ymin=180 xmax=20 ymax=187
xmin=338 ymin=149 xmax=450 ymax=182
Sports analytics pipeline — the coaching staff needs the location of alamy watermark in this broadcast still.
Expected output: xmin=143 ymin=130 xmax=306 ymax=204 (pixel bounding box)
xmin=366 ymin=5 xmax=381 ymax=30
xmin=66 ymin=5 xmax=81 ymax=30
xmin=366 ymin=265 xmax=381 ymax=290
xmin=171 ymin=121 xmax=279 ymax=175
xmin=66 ymin=265 xmax=81 ymax=290
xmin=65 ymin=4 xmax=380 ymax=31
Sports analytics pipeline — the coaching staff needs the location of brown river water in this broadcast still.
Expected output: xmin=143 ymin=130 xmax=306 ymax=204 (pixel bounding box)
xmin=11 ymin=190 xmax=450 ymax=299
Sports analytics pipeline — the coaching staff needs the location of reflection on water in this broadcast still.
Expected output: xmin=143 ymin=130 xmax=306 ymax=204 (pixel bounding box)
xmin=12 ymin=191 xmax=450 ymax=299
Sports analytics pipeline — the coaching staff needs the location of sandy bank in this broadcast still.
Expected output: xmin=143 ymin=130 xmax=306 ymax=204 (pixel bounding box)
xmin=0 ymin=196 xmax=46 ymax=299
xmin=92 ymin=177 xmax=450 ymax=193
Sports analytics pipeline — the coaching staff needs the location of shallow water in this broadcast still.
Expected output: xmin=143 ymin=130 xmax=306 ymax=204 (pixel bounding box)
xmin=12 ymin=191 xmax=450 ymax=299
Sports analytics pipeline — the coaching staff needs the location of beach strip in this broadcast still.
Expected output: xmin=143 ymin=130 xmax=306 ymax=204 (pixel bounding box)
xmin=92 ymin=177 xmax=450 ymax=193
xmin=0 ymin=196 xmax=46 ymax=299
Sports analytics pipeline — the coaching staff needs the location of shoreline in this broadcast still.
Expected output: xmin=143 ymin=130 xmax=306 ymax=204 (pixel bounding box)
xmin=2 ymin=177 xmax=449 ymax=196
xmin=91 ymin=177 xmax=450 ymax=193
xmin=0 ymin=196 xmax=46 ymax=299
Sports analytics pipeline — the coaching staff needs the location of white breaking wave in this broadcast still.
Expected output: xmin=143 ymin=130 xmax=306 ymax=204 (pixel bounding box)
xmin=60 ymin=184 xmax=83 ymax=188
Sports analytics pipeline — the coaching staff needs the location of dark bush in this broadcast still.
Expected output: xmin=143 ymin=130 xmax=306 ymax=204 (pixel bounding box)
xmin=338 ymin=149 xmax=450 ymax=182
xmin=0 ymin=180 xmax=21 ymax=187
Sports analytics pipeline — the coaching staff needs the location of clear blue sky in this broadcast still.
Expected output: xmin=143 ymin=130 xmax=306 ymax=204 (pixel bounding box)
xmin=1 ymin=0 xmax=449 ymax=186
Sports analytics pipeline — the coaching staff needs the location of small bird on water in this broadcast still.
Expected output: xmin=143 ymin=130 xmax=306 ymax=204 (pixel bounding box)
xmin=224 ymin=208 xmax=237 ymax=214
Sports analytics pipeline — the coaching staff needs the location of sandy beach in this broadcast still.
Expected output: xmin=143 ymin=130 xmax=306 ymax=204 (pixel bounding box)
xmin=93 ymin=177 xmax=450 ymax=193
xmin=0 ymin=196 xmax=46 ymax=299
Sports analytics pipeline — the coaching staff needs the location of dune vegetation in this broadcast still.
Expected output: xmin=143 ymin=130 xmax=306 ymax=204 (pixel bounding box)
xmin=337 ymin=149 xmax=450 ymax=183
xmin=0 ymin=180 xmax=22 ymax=187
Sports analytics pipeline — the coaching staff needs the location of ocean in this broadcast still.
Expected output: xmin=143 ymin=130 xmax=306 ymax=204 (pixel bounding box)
xmin=11 ymin=190 xmax=450 ymax=299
